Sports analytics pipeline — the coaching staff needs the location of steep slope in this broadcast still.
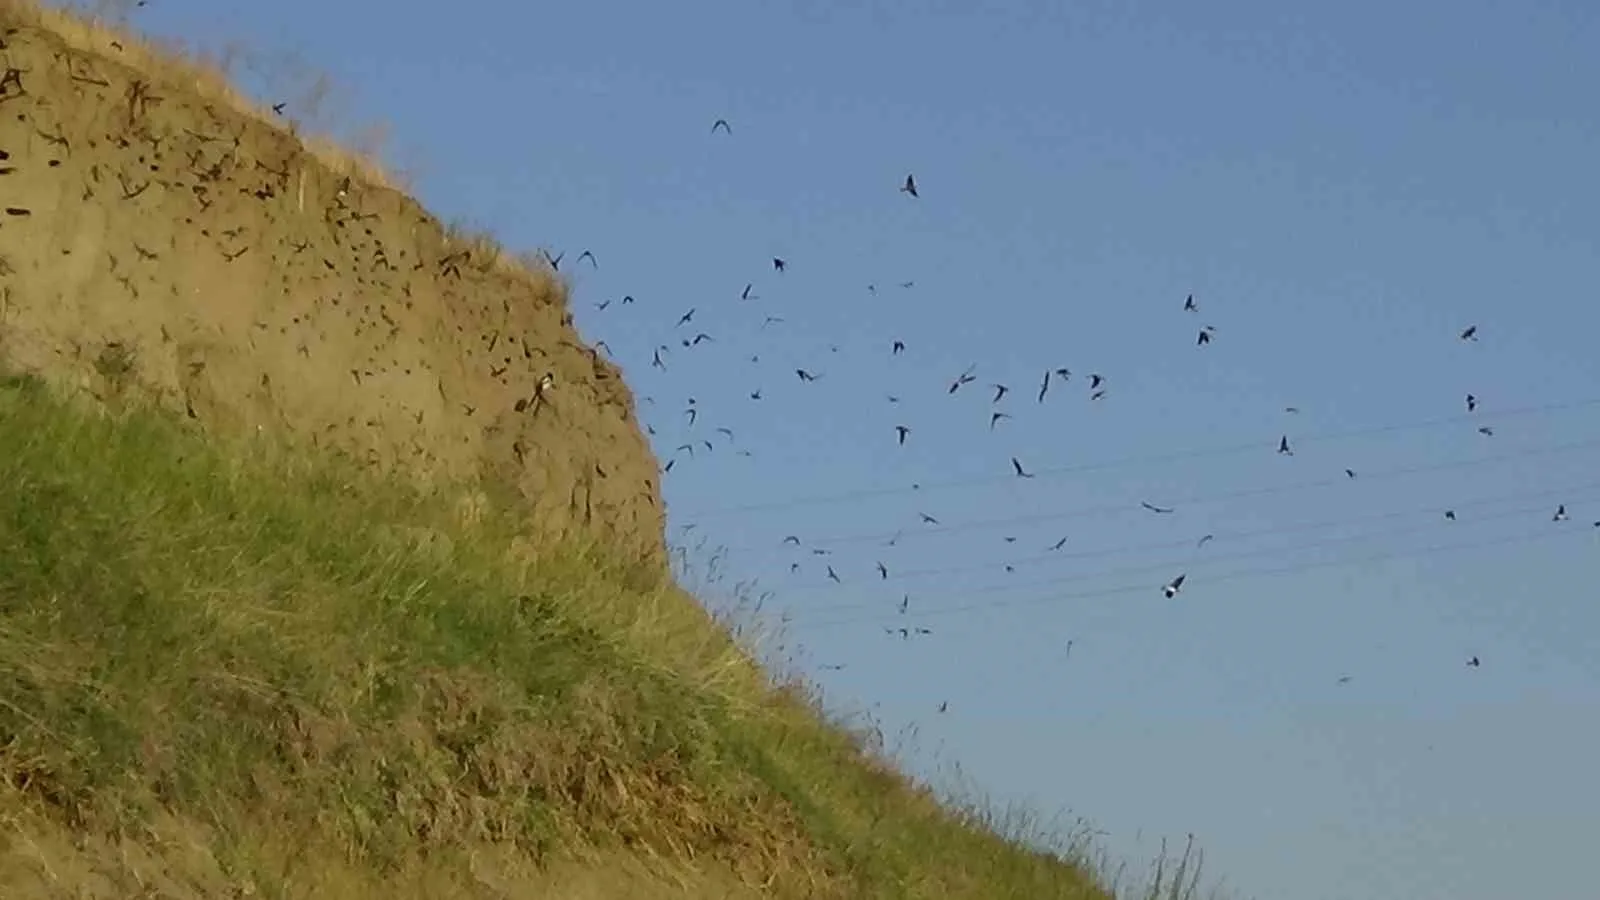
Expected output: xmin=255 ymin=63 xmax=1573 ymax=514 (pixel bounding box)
xmin=0 ymin=3 xmax=1128 ymax=899
xmin=0 ymin=0 xmax=665 ymax=566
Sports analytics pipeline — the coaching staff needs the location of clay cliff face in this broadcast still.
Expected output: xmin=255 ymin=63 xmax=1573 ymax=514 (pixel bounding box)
xmin=0 ymin=5 xmax=666 ymax=567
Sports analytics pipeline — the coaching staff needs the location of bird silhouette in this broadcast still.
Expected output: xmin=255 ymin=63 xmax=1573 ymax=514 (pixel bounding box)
xmin=1011 ymin=457 xmax=1034 ymax=478
xmin=773 ymin=257 xmax=787 ymax=272
xmin=1163 ymin=574 xmax=1187 ymax=598
xmin=901 ymin=174 xmax=919 ymax=197
xmin=711 ymin=119 xmax=731 ymax=134
xmin=895 ymin=425 xmax=911 ymax=445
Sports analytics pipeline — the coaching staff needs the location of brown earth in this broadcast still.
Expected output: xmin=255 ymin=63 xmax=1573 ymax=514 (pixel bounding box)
xmin=0 ymin=0 xmax=666 ymax=568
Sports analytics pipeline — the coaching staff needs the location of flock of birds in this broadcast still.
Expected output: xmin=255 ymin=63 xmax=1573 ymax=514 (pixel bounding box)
xmin=533 ymin=118 xmax=1596 ymax=686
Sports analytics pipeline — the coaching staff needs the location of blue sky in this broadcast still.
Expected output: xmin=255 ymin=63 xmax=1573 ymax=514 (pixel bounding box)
xmin=95 ymin=0 xmax=1600 ymax=896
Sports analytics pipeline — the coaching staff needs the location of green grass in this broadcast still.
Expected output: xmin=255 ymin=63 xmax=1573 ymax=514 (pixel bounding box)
xmin=0 ymin=379 xmax=1205 ymax=898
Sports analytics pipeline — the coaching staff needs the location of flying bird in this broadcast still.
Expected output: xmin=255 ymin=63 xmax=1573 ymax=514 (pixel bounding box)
xmin=1037 ymin=369 xmax=1052 ymax=403
xmin=993 ymin=383 xmax=1010 ymax=403
xmin=895 ymin=425 xmax=911 ymax=445
xmin=711 ymin=118 xmax=731 ymax=134
xmin=1163 ymin=574 xmax=1187 ymax=598
xmin=1049 ymin=536 xmax=1068 ymax=551
xmin=741 ymin=283 xmax=756 ymax=300
xmin=1478 ymin=426 xmax=1495 ymax=437
xmin=1345 ymin=468 xmax=1357 ymax=479
xmin=1553 ymin=504 xmax=1569 ymax=522
xmin=676 ymin=308 xmax=696 ymax=327
xmin=826 ymin=565 xmax=841 ymax=583
xmin=1466 ymin=393 xmax=1478 ymax=412
xmin=893 ymin=340 xmax=907 ymax=355
xmin=1196 ymin=534 xmax=1215 ymax=547
xmin=901 ymin=174 xmax=919 ymax=197
xmin=577 ymin=250 xmax=597 ymax=269
xmin=1278 ymin=435 xmax=1293 ymax=456
xmin=948 ymin=365 xmax=977 ymax=394
xmin=796 ymin=368 xmax=821 ymax=382
xmin=990 ymin=412 xmax=1011 ymax=430
xmin=1197 ymin=326 xmax=1215 ymax=346
xmin=1141 ymin=501 xmax=1175 ymax=514
xmin=1460 ymin=325 xmax=1478 ymax=342
xmin=919 ymin=512 xmax=940 ymax=525
xmin=876 ymin=561 xmax=889 ymax=579
xmin=1184 ymin=294 xmax=1197 ymax=312
xmin=1011 ymin=457 xmax=1034 ymax=478
xmin=773 ymin=257 xmax=787 ymax=272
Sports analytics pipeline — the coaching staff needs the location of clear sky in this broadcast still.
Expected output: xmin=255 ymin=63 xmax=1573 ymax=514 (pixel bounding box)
xmin=95 ymin=0 xmax=1600 ymax=897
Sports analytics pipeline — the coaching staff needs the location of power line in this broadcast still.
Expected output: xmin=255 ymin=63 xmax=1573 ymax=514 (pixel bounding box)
xmin=789 ymin=525 xmax=1594 ymax=631
xmin=778 ymin=493 xmax=1594 ymax=613
xmin=677 ymin=395 xmax=1600 ymax=518
xmin=705 ymin=434 xmax=1600 ymax=553
xmin=774 ymin=479 xmax=1600 ymax=593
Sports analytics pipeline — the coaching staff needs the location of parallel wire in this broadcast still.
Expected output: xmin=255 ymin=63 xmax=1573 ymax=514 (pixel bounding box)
xmin=779 ymin=491 xmax=1597 ymax=614
xmin=774 ymin=479 xmax=1600 ymax=593
xmin=709 ymin=434 xmax=1600 ymax=554
xmin=679 ymin=395 xmax=1600 ymax=518
xmin=790 ymin=525 xmax=1596 ymax=631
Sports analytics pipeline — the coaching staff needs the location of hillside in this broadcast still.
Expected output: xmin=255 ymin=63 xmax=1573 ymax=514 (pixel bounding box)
xmin=0 ymin=0 xmax=664 ymax=567
xmin=0 ymin=3 xmax=1136 ymax=898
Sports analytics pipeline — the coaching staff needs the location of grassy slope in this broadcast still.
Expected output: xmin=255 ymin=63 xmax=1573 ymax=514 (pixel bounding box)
xmin=0 ymin=378 xmax=1129 ymax=899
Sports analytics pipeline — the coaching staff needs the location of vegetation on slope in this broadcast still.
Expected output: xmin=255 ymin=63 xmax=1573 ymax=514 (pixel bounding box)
xmin=0 ymin=378 xmax=1137 ymax=898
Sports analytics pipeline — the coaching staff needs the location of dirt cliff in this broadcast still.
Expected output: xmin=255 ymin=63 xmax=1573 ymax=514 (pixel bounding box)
xmin=0 ymin=2 xmax=666 ymax=567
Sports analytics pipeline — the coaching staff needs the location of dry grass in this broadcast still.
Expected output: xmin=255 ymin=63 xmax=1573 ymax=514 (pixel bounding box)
xmin=0 ymin=380 xmax=1142 ymax=898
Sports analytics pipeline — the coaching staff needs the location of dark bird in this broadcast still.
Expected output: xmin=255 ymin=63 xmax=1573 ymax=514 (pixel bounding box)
xmin=741 ymin=283 xmax=756 ymax=300
xmin=1037 ymin=369 xmax=1052 ymax=403
xmin=1460 ymin=325 xmax=1478 ymax=342
xmin=651 ymin=349 xmax=666 ymax=370
xmin=1346 ymin=468 xmax=1358 ymax=479
xmin=762 ymin=316 xmax=785 ymax=328
xmin=895 ymin=425 xmax=911 ymax=445
xmin=993 ymin=383 xmax=1010 ymax=403
xmin=750 ymin=389 xmax=762 ymax=400
xmin=938 ymin=700 xmax=948 ymax=713
xmin=716 ymin=427 xmax=735 ymax=441
xmin=622 ymin=295 xmax=636 ymax=304
xmin=773 ymin=257 xmax=787 ymax=272
xmin=1466 ymin=393 xmax=1478 ymax=412
xmin=1163 ymin=574 xmax=1187 ymax=598
xmin=783 ymin=535 xmax=802 ymax=545
xmin=877 ymin=561 xmax=889 ymax=580
xmin=1478 ymin=426 xmax=1495 ymax=437
xmin=1011 ymin=457 xmax=1034 ymax=478
xmin=901 ymin=174 xmax=919 ymax=197
xmin=1089 ymin=374 xmax=1105 ymax=390
xmin=1466 ymin=655 xmax=1481 ymax=667
xmin=689 ymin=332 xmax=714 ymax=345
xmin=893 ymin=340 xmax=907 ymax=355
xmin=949 ymin=365 xmax=978 ymax=394
xmin=1337 ymin=675 xmax=1353 ymax=685
xmin=1197 ymin=534 xmax=1215 ymax=547
xmin=1090 ymin=389 xmax=1107 ymax=401
xmin=796 ymin=368 xmax=821 ymax=382
xmin=900 ymin=594 xmax=910 ymax=614
xmin=577 ymin=250 xmax=597 ymax=269
xmin=1184 ymin=294 xmax=1197 ymax=312
xmin=990 ymin=411 xmax=1011 ymax=430
xmin=1049 ymin=536 xmax=1068 ymax=551
xmin=1197 ymin=326 xmax=1215 ymax=346
xmin=711 ymin=118 xmax=732 ymax=134
xmin=826 ymin=565 xmax=841 ymax=583
xmin=675 ymin=443 xmax=695 ymax=458
xmin=684 ymin=407 xmax=697 ymax=426
xmin=1141 ymin=501 xmax=1175 ymax=514
xmin=1278 ymin=435 xmax=1293 ymax=456
xmin=1445 ymin=510 xmax=1457 ymax=521
xmin=919 ymin=512 xmax=940 ymax=525
xmin=1553 ymin=504 xmax=1569 ymax=522
xmin=677 ymin=308 xmax=696 ymax=327
xmin=271 ymin=101 xmax=286 ymax=115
